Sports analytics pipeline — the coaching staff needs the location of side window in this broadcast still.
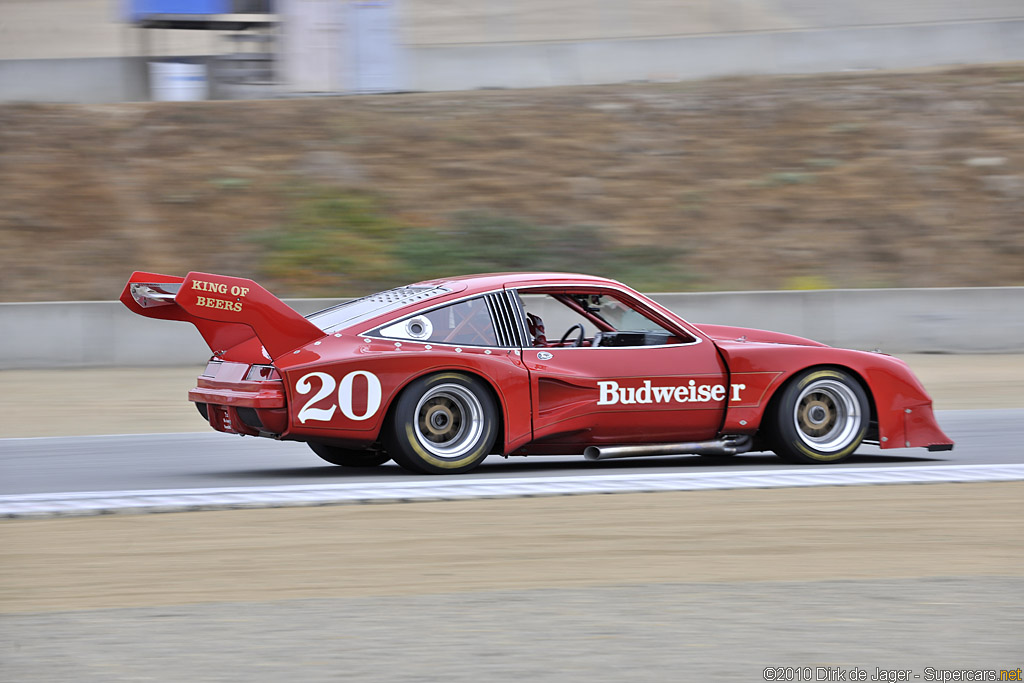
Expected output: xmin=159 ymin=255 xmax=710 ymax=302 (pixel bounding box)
xmin=517 ymin=291 xmax=693 ymax=347
xmin=519 ymin=293 xmax=594 ymax=346
xmin=375 ymin=297 xmax=499 ymax=346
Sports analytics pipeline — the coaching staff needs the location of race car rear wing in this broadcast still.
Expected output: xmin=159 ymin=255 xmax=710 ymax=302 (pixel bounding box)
xmin=120 ymin=271 xmax=324 ymax=359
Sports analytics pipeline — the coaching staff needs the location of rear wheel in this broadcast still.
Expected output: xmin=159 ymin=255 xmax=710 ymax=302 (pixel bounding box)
xmin=308 ymin=442 xmax=390 ymax=468
xmin=768 ymin=368 xmax=870 ymax=464
xmin=385 ymin=373 xmax=498 ymax=474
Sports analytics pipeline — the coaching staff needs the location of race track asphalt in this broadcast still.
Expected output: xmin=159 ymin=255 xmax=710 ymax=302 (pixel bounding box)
xmin=0 ymin=409 xmax=1020 ymax=495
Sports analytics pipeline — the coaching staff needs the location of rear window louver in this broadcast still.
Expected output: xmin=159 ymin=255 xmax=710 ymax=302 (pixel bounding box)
xmin=484 ymin=292 xmax=524 ymax=348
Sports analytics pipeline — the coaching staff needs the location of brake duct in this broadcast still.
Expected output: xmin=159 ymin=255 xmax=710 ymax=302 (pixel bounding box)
xmin=583 ymin=434 xmax=753 ymax=461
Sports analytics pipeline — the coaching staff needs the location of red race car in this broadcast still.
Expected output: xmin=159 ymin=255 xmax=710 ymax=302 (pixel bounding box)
xmin=122 ymin=271 xmax=953 ymax=473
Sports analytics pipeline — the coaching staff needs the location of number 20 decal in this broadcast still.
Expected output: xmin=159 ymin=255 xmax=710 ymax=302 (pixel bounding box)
xmin=296 ymin=371 xmax=383 ymax=423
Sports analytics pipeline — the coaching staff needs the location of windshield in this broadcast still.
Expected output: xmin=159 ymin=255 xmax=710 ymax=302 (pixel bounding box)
xmin=306 ymin=285 xmax=449 ymax=333
xmin=576 ymin=294 xmax=673 ymax=334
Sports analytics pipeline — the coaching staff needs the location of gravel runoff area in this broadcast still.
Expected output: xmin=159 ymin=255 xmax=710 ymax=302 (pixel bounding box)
xmin=1 ymin=354 xmax=1022 ymax=438
xmin=2 ymin=485 xmax=1022 ymax=680
xmin=2 ymin=578 xmax=1021 ymax=682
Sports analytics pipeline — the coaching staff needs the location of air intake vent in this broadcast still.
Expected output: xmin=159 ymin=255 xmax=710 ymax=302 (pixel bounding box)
xmin=362 ymin=286 xmax=447 ymax=305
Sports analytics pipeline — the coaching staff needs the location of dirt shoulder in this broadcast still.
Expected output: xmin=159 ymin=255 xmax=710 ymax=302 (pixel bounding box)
xmin=2 ymin=65 xmax=1023 ymax=302
xmin=2 ymin=483 xmax=1020 ymax=614
xmin=1 ymin=354 xmax=1020 ymax=438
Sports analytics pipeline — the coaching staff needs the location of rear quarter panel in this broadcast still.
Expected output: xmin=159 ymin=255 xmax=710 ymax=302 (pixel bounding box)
xmin=274 ymin=335 xmax=533 ymax=452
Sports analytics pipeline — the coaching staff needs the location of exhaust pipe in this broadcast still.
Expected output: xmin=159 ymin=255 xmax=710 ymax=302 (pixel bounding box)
xmin=584 ymin=435 xmax=753 ymax=461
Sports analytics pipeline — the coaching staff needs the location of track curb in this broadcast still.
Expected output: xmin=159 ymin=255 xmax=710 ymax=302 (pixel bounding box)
xmin=3 ymin=464 xmax=1023 ymax=518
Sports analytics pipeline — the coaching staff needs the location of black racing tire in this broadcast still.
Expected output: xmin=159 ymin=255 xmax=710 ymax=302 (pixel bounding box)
xmin=308 ymin=442 xmax=391 ymax=468
xmin=384 ymin=373 xmax=498 ymax=475
xmin=767 ymin=367 xmax=870 ymax=464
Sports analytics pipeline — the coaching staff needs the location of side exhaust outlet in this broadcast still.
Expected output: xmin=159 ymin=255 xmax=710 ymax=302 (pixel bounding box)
xmin=584 ymin=435 xmax=753 ymax=461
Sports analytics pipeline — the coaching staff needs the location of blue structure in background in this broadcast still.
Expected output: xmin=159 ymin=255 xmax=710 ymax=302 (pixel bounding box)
xmin=125 ymin=1 xmax=231 ymax=21
xmin=122 ymin=1 xmax=273 ymax=25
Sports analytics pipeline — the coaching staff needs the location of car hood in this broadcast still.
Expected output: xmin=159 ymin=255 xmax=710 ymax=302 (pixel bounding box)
xmin=693 ymin=324 xmax=829 ymax=348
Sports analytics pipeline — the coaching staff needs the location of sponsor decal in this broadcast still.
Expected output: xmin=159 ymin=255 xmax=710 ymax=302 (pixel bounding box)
xmin=195 ymin=295 xmax=243 ymax=312
xmin=296 ymin=370 xmax=382 ymax=423
xmin=191 ymin=279 xmax=250 ymax=312
xmin=597 ymin=379 xmax=745 ymax=406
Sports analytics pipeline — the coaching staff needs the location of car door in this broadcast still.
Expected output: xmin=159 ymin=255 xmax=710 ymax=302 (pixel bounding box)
xmin=512 ymin=286 xmax=728 ymax=447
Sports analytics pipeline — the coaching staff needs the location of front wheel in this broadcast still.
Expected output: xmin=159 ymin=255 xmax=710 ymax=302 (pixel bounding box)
xmin=768 ymin=368 xmax=870 ymax=464
xmin=385 ymin=373 xmax=498 ymax=474
xmin=308 ymin=442 xmax=391 ymax=468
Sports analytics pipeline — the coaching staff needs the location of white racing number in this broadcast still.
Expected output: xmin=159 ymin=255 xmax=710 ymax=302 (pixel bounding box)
xmin=296 ymin=370 xmax=383 ymax=424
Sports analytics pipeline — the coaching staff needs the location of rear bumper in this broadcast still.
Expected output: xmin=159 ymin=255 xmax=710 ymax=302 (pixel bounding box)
xmin=189 ymin=369 xmax=287 ymax=436
xmin=188 ymin=385 xmax=285 ymax=409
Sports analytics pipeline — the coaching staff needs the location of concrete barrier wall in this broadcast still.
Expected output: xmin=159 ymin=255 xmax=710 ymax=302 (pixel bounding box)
xmin=4 ymin=0 xmax=1024 ymax=102
xmin=4 ymin=20 xmax=1024 ymax=102
xmin=409 ymin=20 xmax=1024 ymax=92
xmin=650 ymin=288 xmax=1024 ymax=356
xmin=0 ymin=57 xmax=152 ymax=104
xmin=0 ymin=55 xmax=227 ymax=104
xmin=1 ymin=288 xmax=1020 ymax=369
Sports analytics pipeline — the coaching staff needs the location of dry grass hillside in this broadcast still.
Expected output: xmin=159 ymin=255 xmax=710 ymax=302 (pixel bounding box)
xmin=1 ymin=64 xmax=1023 ymax=301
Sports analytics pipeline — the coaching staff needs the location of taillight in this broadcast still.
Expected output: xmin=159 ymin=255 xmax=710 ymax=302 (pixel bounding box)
xmin=245 ymin=364 xmax=281 ymax=381
xmin=201 ymin=359 xmax=224 ymax=378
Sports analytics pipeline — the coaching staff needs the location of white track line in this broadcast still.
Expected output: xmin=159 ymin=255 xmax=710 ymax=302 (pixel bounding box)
xmin=2 ymin=464 xmax=1023 ymax=518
